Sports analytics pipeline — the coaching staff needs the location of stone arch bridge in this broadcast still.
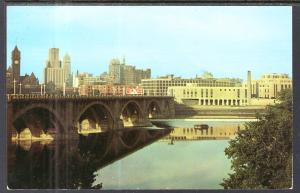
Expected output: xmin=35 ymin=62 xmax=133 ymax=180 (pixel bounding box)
xmin=7 ymin=95 xmax=175 ymax=141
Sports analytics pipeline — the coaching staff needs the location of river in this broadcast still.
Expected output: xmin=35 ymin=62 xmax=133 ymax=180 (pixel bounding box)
xmin=8 ymin=118 xmax=254 ymax=189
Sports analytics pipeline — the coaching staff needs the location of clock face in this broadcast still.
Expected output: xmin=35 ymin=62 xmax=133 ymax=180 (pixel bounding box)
xmin=14 ymin=60 xmax=19 ymax=64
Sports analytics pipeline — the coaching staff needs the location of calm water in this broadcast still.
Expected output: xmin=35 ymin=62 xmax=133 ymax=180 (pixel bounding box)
xmin=8 ymin=119 xmax=251 ymax=189
xmin=94 ymin=119 xmax=252 ymax=189
xmin=95 ymin=140 xmax=231 ymax=189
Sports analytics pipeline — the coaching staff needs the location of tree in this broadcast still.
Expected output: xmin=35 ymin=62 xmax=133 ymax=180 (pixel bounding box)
xmin=221 ymin=89 xmax=292 ymax=189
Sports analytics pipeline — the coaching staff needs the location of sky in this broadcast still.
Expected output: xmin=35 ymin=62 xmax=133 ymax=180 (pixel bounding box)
xmin=7 ymin=6 xmax=292 ymax=82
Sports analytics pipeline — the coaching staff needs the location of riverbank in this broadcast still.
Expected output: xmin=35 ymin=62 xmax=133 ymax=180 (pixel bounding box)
xmin=174 ymin=104 xmax=266 ymax=119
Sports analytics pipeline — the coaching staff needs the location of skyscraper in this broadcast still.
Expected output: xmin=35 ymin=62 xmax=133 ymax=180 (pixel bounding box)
xmin=63 ymin=53 xmax=72 ymax=87
xmin=11 ymin=46 xmax=21 ymax=83
xmin=44 ymin=48 xmax=65 ymax=89
xmin=109 ymin=58 xmax=123 ymax=84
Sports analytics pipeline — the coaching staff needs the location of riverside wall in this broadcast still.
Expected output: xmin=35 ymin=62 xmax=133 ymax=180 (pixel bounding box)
xmin=175 ymin=104 xmax=266 ymax=119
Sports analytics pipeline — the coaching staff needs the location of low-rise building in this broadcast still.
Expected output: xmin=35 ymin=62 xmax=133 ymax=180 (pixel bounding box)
xmin=78 ymin=84 xmax=143 ymax=96
xmin=142 ymin=74 xmax=242 ymax=96
xmin=251 ymin=73 xmax=292 ymax=99
xmin=73 ymin=72 xmax=107 ymax=88
xmin=168 ymin=83 xmax=249 ymax=106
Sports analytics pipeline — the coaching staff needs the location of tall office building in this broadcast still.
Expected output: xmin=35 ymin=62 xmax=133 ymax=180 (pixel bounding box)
xmin=63 ymin=53 xmax=72 ymax=87
xmin=109 ymin=58 xmax=123 ymax=84
xmin=108 ymin=57 xmax=151 ymax=85
xmin=44 ymin=48 xmax=65 ymax=89
xmin=11 ymin=46 xmax=21 ymax=83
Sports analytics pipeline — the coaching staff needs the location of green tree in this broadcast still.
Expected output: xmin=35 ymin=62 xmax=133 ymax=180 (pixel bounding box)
xmin=221 ymin=89 xmax=292 ymax=189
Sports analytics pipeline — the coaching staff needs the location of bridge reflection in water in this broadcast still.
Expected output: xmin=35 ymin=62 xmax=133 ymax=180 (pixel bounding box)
xmin=8 ymin=127 xmax=171 ymax=189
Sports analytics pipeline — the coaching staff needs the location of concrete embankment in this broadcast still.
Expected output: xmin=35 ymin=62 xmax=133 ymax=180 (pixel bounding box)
xmin=175 ymin=104 xmax=266 ymax=119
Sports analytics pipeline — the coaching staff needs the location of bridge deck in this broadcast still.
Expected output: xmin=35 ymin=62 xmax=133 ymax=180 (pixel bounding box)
xmin=7 ymin=94 xmax=173 ymax=102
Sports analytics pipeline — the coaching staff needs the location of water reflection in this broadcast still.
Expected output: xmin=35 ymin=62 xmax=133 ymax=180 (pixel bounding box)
xmin=153 ymin=120 xmax=245 ymax=142
xmin=8 ymin=127 xmax=171 ymax=189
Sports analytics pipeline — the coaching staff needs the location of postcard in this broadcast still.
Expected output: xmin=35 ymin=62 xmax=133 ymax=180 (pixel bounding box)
xmin=5 ymin=6 xmax=292 ymax=190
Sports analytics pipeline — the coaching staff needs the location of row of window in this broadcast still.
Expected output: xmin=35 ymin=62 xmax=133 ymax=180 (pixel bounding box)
xmin=197 ymin=99 xmax=247 ymax=105
xmin=179 ymin=89 xmax=246 ymax=98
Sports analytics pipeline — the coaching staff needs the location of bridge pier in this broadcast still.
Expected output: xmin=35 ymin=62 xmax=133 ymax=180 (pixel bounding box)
xmin=66 ymin=125 xmax=79 ymax=140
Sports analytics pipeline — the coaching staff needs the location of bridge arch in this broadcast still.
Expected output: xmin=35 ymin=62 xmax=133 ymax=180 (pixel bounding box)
xmin=75 ymin=101 xmax=114 ymax=132
xmin=120 ymin=100 xmax=144 ymax=128
xmin=147 ymin=100 xmax=162 ymax=119
xmin=12 ymin=104 xmax=65 ymax=139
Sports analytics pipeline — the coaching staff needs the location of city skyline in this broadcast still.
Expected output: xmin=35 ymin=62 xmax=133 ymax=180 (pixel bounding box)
xmin=7 ymin=6 xmax=292 ymax=81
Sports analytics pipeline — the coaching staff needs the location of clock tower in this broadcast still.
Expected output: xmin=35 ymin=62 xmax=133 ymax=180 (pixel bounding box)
xmin=12 ymin=46 xmax=21 ymax=83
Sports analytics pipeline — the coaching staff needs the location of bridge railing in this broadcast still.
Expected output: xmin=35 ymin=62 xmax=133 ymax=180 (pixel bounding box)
xmin=7 ymin=94 xmax=174 ymax=101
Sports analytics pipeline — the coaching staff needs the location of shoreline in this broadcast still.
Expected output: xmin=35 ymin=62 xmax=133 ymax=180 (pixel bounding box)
xmin=152 ymin=117 xmax=258 ymax=122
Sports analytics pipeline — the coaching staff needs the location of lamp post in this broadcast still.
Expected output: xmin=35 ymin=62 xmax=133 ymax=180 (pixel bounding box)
xmin=40 ymin=84 xmax=43 ymax=95
xmin=43 ymin=84 xmax=46 ymax=95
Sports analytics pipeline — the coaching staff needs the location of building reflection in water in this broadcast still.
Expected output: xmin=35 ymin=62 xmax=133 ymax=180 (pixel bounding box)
xmin=162 ymin=124 xmax=245 ymax=142
xmin=8 ymin=127 xmax=171 ymax=189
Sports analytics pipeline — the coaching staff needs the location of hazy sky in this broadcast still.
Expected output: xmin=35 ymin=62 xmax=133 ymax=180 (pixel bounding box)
xmin=7 ymin=6 xmax=292 ymax=82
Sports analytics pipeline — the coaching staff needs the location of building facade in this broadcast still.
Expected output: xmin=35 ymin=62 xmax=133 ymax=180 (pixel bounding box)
xmin=63 ymin=53 xmax=72 ymax=87
xmin=168 ymin=83 xmax=249 ymax=106
xmin=44 ymin=48 xmax=65 ymax=89
xmin=6 ymin=66 xmax=13 ymax=93
xmin=20 ymin=72 xmax=40 ymax=94
xmin=78 ymin=84 xmax=143 ymax=96
xmin=73 ymin=72 xmax=107 ymax=88
xmin=251 ymin=73 xmax=292 ymax=99
xmin=142 ymin=74 xmax=242 ymax=96
xmin=108 ymin=58 xmax=151 ymax=85
xmin=109 ymin=59 xmax=123 ymax=84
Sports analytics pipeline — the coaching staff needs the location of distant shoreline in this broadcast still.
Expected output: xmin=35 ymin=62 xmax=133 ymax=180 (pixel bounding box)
xmin=152 ymin=118 xmax=257 ymax=122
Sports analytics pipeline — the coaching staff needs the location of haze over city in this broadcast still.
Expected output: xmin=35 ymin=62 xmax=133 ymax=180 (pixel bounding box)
xmin=7 ymin=6 xmax=292 ymax=81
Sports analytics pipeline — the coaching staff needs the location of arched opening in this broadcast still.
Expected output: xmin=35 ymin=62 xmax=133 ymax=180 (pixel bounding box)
xmin=13 ymin=107 xmax=65 ymax=141
xmin=148 ymin=101 xmax=161 ymax=119
xmin=120 ymin=102 xmax=142 ymax=128
xmin=77 ymin=104 xmax=113 ymax=133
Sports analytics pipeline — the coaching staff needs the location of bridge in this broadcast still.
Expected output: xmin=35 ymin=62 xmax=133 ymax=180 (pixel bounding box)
xmin=7 ymin=94 xmax=175 ymax=142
